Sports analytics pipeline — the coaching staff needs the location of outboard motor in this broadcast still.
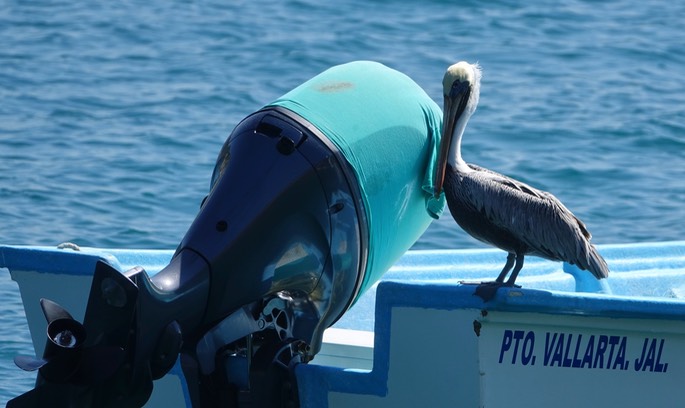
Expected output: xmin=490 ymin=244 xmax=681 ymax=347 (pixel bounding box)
xmin=9 ymin=61 xmax=444 ymax=407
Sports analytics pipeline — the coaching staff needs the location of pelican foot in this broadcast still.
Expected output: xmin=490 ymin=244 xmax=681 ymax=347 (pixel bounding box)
xmin=474 ymin=281 xmax=521 ymax=302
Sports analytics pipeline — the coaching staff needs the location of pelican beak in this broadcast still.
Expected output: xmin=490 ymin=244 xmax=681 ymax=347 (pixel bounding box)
xmin=434 ymin=80 xmax=471 ymax=198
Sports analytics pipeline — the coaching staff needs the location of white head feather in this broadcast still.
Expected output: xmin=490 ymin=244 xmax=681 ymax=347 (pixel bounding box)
xmin=442 ymin=61 xmax=482 ymax=117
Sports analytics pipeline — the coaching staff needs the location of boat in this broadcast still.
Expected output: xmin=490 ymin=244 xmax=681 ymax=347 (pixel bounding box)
xmin=5 ymin=61 xmax=685 ymax=406
xmin=3 ymin=241 xmax=685 ymax=407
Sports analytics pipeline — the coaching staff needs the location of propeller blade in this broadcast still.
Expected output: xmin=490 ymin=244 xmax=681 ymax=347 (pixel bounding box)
xmin=14 ymin=355 xmax=48 ymax=371
xmin=40 ymin=298 xmax=73 ymax=323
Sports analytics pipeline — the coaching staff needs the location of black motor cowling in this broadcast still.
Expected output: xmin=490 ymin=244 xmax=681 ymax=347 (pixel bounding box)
xmin=10 ymin=107 xmax=367 ymax=407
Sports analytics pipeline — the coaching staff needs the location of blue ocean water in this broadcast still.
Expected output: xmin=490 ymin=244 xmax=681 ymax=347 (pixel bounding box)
xmin=1 ymin=0 xmax=684 ymax=403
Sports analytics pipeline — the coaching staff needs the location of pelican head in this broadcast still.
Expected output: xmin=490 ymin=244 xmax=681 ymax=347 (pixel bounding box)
xmin=434 ymin=61 xmax=482 ymax=198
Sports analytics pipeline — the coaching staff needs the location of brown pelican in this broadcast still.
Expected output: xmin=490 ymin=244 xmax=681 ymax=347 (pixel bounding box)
xmin=434 ymin=61 xmax=609 ymax=300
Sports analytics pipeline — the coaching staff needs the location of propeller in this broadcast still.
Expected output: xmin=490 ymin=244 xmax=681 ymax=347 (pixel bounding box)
xmin=9 ymin=261 xmax=153 ymax=408
xmin=14 ymin=299 xmax=89 ymax=381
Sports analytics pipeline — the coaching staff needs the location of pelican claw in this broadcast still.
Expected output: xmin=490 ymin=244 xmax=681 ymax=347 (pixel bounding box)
xmin=474 ymin=281 xmax=521 ymax=302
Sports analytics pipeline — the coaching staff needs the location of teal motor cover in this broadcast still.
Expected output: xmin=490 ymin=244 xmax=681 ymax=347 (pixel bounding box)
xmin=269 ymin=61 xmax=445 ymax=301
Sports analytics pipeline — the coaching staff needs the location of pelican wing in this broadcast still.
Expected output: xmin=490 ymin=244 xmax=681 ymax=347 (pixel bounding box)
xmin=462 ymin=165 xmax=608 ymax=278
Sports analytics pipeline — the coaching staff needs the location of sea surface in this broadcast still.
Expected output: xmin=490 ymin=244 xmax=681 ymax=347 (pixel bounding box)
xmin=2 ymin=0 xmax=684 ymax=403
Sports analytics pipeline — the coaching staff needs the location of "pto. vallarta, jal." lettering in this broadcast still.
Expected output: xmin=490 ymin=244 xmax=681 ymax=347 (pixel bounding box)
xmin=497 ymin=329 xmax=669 ymax=373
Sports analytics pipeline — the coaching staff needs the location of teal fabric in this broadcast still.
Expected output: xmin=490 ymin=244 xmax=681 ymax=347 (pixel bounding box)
xmin=268 ymin=61 xmax=444 ymax=300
